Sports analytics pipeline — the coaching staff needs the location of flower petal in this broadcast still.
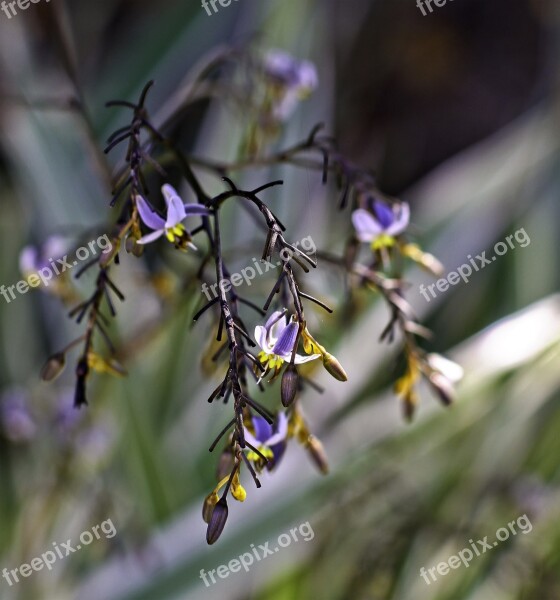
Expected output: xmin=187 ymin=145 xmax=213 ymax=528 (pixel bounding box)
xmin=264 ymin=311 xmax=287 ymax=346
xmin=184 ymin=204 xmax=210 ymax=216
xmin=294 ymin=353 xmax=321 ymax=364
xmin=165 ymin=195 xmax=187 ymax=228
xmin=386 ymin=202 xmax=410 ymax=236
xmin=161 ymin=184 xmax=180 ymax=206
xmin=352 ymin=209 xmax=382 ymax=242
xmin=266 ymin=412 xmax=288 ymax=447
xmin=254 ymin=325 xmax=272 ymax=353
xmin=243 ymin=427 xmax=261 ymax=450
xmin=252 ymin=416 xmax=273 ymax=444
xmin=265 ymin=310 xmax=285 ymax=330
xmin=136 ymin=196 xmax=165 ymax=231
xmin=268 ymin=441 xmax=287 ymax=470
xmin=272 ymin=321 xmax=299 ymax=356
xmin=372 ymin=200 xmax=395 ymax=229
xmin=137 ymin=230 xmax=165 ymax=245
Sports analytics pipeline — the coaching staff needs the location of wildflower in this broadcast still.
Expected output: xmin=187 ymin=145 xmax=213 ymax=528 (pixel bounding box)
xmin=19 ymin=235 xmax=77 ymax=301
xmin=136 ymin=184 xmax=209 ymax=249
xmin=352 ymin=198 xmax=410 ymax=249
xmin=19 ymin=235 xmax=68 ymax=277
xmin=255 ymin=311 xmax=320 ymax=375
xmin=244 ymin=412 xmax=288 ymax=472
xmin=263 ymin=50 xmax=318 ymax=122
xmin=0 ymin=388 xmax=37 ymax=443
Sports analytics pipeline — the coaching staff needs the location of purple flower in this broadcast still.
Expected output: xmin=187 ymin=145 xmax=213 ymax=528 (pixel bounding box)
xmin=19 ymin=235 xmax=68 ymax=276
xmin=255 ymin=311 xmax=320 ymax=371
xmin=136 ymin=184 xmax=209 ymax=248
xmin=352 ymin=198 xmax=410 ymax=243
xmin=263 ymin=50 xmax=318 ymax=121
xmin=0 ymin=388 xmax=37 ymax=443
xmin=244 ymin=412 xmax=288 ymax=471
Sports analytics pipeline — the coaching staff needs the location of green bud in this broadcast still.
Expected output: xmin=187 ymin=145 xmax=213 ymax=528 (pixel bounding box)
xmin=322 ymin=352 xmax=348 ymax=382
xmin=40 ymin=353 xmax=66 ymax=382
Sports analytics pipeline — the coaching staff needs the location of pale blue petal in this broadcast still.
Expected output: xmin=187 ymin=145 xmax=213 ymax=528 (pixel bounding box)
xmin=386 ymin=202 xmax=410 ymax=236
xmin=137 ymin=230 xmax=165 ymax=245
xmin=352 ymin=209 xmax=382 ymax=242
xmin=137 ymin=196 xmax=165 ymax=231
xmin=165 ymin=196 xmax=187 ymax=228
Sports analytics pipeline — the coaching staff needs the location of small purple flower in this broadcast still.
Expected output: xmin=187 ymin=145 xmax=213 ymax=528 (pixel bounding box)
xmin=136 ymin=184 xmax=209 ymax=249
xmin=19 ymin=235 xmax=68 ymax=276
xmin=263 ymin=50 xmax=318 ymax=121
xmin=255 ymin=311 xmax=320 ymax=372
xmin=352 ymin=198 xmax=410 ymax=244
xmin=244 ymin=412 xmax=288 ymax=471
xmin=0 ymin=388 xmax=37 ymax=443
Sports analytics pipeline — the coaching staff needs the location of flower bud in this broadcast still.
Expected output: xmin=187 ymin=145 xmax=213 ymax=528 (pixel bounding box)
xmin=99 ymin=238 xmax=120 ymax=268
xmin=202 ymin=492 xmax=219 ymax=524
xmin=216 ymin=450 xmax=235 ymax=481
xmin=206 ymin=497 xmax=228 ymax=545
xmin=125 ymin=235 xmax=144 ymax=257
xmin=306 ymin=435 xmax=329 ymax=475
xmin=281 ymin=364 xmax=299 ymax=407
xmin=40 ymin=353 xmax=66 ymax=382
xmin=322 ymin=353 xmax=348 ymax=382
xmin=428 ymin=373 xmax=454 ymax=407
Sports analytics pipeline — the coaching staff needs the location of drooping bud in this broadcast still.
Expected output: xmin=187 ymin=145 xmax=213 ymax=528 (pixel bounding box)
xmin=402 ymin=390 xmax=418 ymax=422
xmin=99 ymin=238 xmax=120 ymax=268
xmin=206 ymin=497 xmax=228 ymax=545
xmin=400 ymin=243 xmax=444 ymax=277
xmin=322 ymin=352 xmax=348 ymax=382
xmin=428 ymin=372 xmax=455 ymax=407
xmin=216 ymin=449 xmax=235 ymax=480
xmin=74 ymin=358 xmax=89 ymax=408
xmin=40 ymin=353 xmax=66 ymax=382
xmin=202 ymin=492 xmax=219 ymax=524
xmin=125 ymin=235 xmax=144 ymax=257
xmin=281 ymin=364 xmax=299 ymax=407
xmin=306 ymin=435 xmax=329 ymax=475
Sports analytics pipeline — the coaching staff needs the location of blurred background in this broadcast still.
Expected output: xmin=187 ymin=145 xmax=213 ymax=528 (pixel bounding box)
xmin=0 ymin=0 xmax=560 ymax=599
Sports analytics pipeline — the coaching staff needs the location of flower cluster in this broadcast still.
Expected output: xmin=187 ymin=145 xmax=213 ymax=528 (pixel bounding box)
xmin=38 ymin=48 xmax=459 ymax=545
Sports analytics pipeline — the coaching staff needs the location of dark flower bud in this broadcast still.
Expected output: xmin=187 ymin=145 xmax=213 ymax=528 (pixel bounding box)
xmin=40 ymin=353 xmax=66 ymax=382
xmin=281 ymin=364 xmax=299 ymax=407
xmin=74 ymin=359 xmax=89 ymax=408
xmin=206 ymin=497 xmax=228 ymax=545
xmin=306 ymin=435 xmax=329 ymax=475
